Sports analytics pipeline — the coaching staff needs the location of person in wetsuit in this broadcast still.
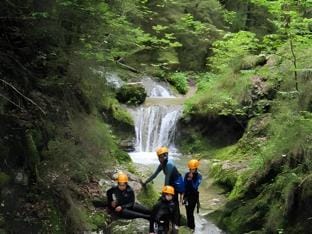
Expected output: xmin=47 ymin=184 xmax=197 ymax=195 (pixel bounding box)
xmin=142 ymin=147 xmax=183 ymax=202
xmin=149 ymin=185 xmax=179 ymax=234
xmin=183 ymin=159 xmax=202 ymax=230
xmin=106 ymin=172 xmax=151 ymax=220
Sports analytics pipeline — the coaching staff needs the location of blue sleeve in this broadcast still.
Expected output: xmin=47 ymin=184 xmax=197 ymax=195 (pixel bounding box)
xmin=164 ymin=160 xmax=174 ymax=185
xmin=192 ymin=173 xmax=202 ymax=190
xmin=145 ymin=164 xmax=162 ymax=184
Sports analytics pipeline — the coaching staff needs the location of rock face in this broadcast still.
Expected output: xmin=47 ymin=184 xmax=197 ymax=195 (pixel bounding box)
xmin=116 ymin=84 xmax=147 ymax=106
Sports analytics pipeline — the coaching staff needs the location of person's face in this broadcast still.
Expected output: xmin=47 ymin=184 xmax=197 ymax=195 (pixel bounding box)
xmin=189 ymin=168 xmax=196 ymax=173
xmin=165 ymin=194 xmax=173 ymax=201
xmin=118 ymin=183 xmax=127 ymax=191
xmin=158 ymin=153 xmax=167 ymax=163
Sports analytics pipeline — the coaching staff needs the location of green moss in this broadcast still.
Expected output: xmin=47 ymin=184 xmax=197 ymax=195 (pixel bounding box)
xmin=114 ymin=149 xmax=131 ymax=164
xmin=41 ymin=201 xmax=65 ymax=233
xmin=210 ymin=162 xmax=237 ymax=190
xmin=111 ymin=103 xmax=134 ymax=127
xmin=240 ymin=55 xmax=266 ymax=70
xmin=0 ymin=172 xmax=10 ymax=188
xmin=86 ymin=210 xmax=109 ymax=230
xmin=25 ymin=131 xmax=40 ymax=178
xmin=40 ymin=115 xmax=118 ymax=183
xmin=137 ymin=184 xmax=160 ymax=209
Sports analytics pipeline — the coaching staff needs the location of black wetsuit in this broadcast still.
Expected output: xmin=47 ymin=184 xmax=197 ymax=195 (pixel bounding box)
xmin=149 ymin=196 xmax=179 ymax=234
xmin=183 ymin=171 xmax=202 ymax=229
xmin=106 ymin=185 xmax=150 ymax=220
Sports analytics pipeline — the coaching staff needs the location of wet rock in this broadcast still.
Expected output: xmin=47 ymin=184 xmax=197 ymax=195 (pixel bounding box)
xmin=118 ymin=138 xmax=135 ymax=152
xmin=109 ymin=218 xmax=149 ymax=234
xmin=14 ymin=172 xmax=28 ymax=186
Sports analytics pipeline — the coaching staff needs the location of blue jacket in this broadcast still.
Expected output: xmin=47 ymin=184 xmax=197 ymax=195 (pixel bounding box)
xmin=184 ymin=171 xmax=202 ymax=196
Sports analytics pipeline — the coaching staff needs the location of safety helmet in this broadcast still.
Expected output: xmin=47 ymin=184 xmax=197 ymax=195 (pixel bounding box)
xmin=156 ymin=147 xmax=169 ymax=157
xmin=117 ymin=173 xmax=128 ymax=183
xmin=188 ymin=159 xmax=199 ymax=169
xmin=162 ymin=185 xmax=175 ymax=195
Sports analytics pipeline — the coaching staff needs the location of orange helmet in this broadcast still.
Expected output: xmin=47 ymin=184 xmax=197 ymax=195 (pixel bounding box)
xmin=156 ymin=147 xmax=169 ymax=157
xmin=188 ymin=159 xmax=199 ymax=169
xmin=162 ymin=185 xmax=175 ymax=195
xmin=117 ymin=173 xmax=128 ymax=183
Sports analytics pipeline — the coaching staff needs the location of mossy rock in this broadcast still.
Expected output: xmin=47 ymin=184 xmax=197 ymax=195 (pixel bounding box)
xmin=110 ymin=218 xmax=149 ymax=233
xmin=137 ymin=184 xmax=160 ymax=209
xmin=240 ymin=55 xmax=267 ymax=70
xmin=116 ymin=84 xmax=147 ymax=106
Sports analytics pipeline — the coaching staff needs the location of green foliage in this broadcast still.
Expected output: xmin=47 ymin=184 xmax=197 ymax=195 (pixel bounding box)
xmin=184 ymin=71 xmax=250 ymax=117
xmin=208 ymin=31 xmax=260 ymax=72
xmin=40 ymin=115 xmax=119 ymax=183
xmin=167 ymin=72 xmax=189 ymax=94
xmin=174 ymin=14 xmax=207 ymax=35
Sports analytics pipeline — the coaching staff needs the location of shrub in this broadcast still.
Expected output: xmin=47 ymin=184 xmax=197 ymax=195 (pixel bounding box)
xmin=168 ymin=72 xmax=189 ymax=94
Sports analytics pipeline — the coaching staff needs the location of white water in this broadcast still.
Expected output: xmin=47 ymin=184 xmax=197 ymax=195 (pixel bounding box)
xmin=128 ymin=77 xmax=182 ymax=153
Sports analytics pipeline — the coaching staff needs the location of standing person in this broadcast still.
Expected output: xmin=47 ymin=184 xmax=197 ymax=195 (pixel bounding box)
xmin=149 ymin=186 xmax=179 ymax=234
xmin=183 ymin=159 xmax=202 ymax=230
xmin=142 ymin=147 xmax=184 ymax=202
xmin=106 ymin=172 xmax=151 ymax=220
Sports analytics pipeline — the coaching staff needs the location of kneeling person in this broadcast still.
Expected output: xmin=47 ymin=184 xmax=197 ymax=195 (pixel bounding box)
xmin=149 ymin=186 xmax=179 ymax=234
xmin=106 ymin=172 xmax=150 ymax=220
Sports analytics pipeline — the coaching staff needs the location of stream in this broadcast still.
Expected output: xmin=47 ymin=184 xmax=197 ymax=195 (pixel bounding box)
xmin=127 ymin=77 xmax=226 ymax=233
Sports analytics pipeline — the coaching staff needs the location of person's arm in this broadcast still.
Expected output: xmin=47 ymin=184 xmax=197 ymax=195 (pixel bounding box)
xmin=120 ymin=189 xmax=135 ymax=209
xmin=145 ymin=164 xmax=162 ymax=184
xmin=106 ymin=188 xmax=114 ymax=207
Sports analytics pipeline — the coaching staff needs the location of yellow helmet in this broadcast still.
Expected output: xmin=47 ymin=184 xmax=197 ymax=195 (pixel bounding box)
xmin=117 ymin=173 xmax=128 ymax=183
xmin=188 ymin=159 xmax=199 ymax=169
xmin=156 ymin=147 xmax=169 ymax=157
xmin=162 ymin=185 xmax=175 ymax=195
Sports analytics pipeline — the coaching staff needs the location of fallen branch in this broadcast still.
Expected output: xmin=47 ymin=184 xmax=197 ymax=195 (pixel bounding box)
xmin=0 ymin=92 xmax=24 ymax=110
xmin=116 ymin=58 xmax=139 ymax=73
xmin=0 ymin=79 xmax=46 ymax=115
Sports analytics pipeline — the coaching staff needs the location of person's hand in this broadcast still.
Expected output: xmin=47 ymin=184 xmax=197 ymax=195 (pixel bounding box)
xmin=141 ymin=181 xmax=147 ymax=189
xmin=187 ymin=172 xmax=193 ymax=180
xmin=179 ymin=193 xmax=184 ymax=204
xmin=115 ymin=206 xmax=122 ymax=212
xmin=111 ymin=201 xmax=117 ymax=208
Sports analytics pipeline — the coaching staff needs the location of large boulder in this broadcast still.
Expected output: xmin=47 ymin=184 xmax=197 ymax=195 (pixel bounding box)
xmin=116 ymin=84 xmax=147 ymax=106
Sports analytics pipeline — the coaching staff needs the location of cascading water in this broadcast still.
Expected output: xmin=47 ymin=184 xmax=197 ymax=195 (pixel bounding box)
xmin=128 ymin=77 xmax=182 ymax=164
xmin=134 ymin=105 xmax=182 ymax=152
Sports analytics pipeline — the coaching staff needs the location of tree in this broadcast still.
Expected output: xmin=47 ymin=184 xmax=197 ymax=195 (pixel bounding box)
xmin=251 ymin=0 xmax=312 ymax=91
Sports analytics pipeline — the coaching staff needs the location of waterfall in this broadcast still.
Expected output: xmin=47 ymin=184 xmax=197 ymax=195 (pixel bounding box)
xmin=128 ymin=77 xmax=182 ymax=163
xmin=134 ymin=105 xmax=182 ymax=152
